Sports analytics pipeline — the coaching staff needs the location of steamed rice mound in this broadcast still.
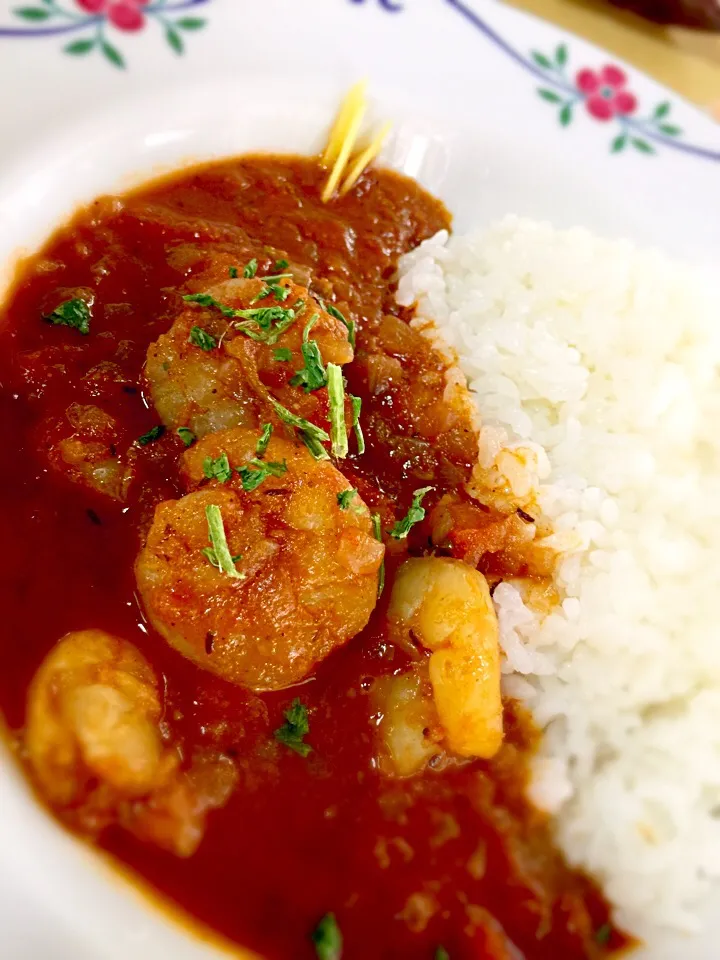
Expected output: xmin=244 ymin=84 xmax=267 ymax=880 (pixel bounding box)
xmin=397 ymin=217 xmax=720 ymax=940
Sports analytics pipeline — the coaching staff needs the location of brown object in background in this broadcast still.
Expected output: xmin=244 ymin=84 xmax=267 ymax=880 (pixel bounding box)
xmin=606 ymin=0 xmax=720 ymax=29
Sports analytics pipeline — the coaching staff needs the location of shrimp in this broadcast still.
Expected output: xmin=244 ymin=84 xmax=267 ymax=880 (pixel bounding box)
xmin=371 ymin=671 xmax=445 ymax=778
xmin=387 ymin=557 xmax=503 ymax=761
xmin=46 ymin=403 xmax=134 ymax=501
xmin=25 ymin=629 xmax=236 ymax=856
xmin=135 ymin=426 xmax=384 ymax=691
xmin=144 ymin=275 xmax=353 ymax=439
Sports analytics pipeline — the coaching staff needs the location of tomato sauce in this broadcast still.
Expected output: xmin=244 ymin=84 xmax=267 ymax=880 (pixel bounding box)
xmin=0 ymin=157 xmax=627 ymax=959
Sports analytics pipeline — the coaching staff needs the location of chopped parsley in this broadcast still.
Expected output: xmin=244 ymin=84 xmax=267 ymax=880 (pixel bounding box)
xmin=435 ymin=949 xmax=450 ymax=960
xmin=203 ymin=452 xmax=233 ymax=484
xmin=188 ymin=325 xmax=217 ymax=351
xmin=184 ymin=293 xmax=239 ymax=318
xmin=274 ymin=698 xmax=312 ymax=757
xmin=186 ymin=292 xmax=301 ymax=345
xmin=326 ymin=301 xmax=355 ymax=350
xmin=177 ymin=427 xmax=196 ymax=448
xmin=389 ymin=486 xmax=434 ymax=540
xmin=236 ymin=458 xmax=287 ymax=492
xmin=252 ymin=282 xmax=290 ymax=303
xmin=256 ymin=422 xmax=273 ymax=457
xmin=273 ymin=258 xmax=289 ymax=271
xmin=235 ymin=304 xmax=299 ymax=344
xmin=136 ymin=425 xmax=165 ymax=446
xmin=228 ymin=266 xmax=238 ymax=279
xmin=371 ymin=513 xmax=385 ymax=598
xmin=311 ymin=913 xmax=342 ymax=960
xmin=243 ymin=258 xmax=258 ymax=279
xmin=594 ymin=924 xmax=611 ymax=946
xmin=349 ymin=394 xmax=365 ymax=455
xmin=291 ymin=319 xmax=326 ymax=393
xmin=274 ymin=347 xmax=292 ymax=362
xmin=327 ymin=363 xmax=348 ymax=458
xmin=270 ymin=399 xmax=330 ymax=460
xmin=337 ymin=489 xmax=359 ymax=510
xmin=203 ymin=504 xmax=244 ymax=578
xmin=43 ymin=298 xmax=91 ymax=336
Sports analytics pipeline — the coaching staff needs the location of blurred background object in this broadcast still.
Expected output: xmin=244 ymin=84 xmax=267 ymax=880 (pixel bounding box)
xmin=607 ymin=0 xmax=720 ymax=29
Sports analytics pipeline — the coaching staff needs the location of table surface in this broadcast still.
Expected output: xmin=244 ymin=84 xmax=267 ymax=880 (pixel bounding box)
xmin=509 ymin=0 xmax=720 ymax=116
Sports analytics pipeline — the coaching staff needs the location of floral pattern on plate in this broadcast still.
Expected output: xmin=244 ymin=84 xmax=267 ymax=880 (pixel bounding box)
xmin=532 ymin=44 xmax=683 ymax=154
xmin=0 ymin=0 xmax=210 ymax=67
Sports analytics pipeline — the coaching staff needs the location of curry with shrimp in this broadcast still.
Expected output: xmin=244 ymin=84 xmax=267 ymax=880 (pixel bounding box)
xmin=0 ymin=154 xmax=627 ymax=959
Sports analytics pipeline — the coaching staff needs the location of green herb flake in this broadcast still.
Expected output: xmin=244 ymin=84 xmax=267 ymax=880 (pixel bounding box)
xmin=303 ymin=314 xmax=319 ymax=342
xmin=44 ymin=298 xmax=91 ymax=336
xmin=325 ymin=302 xmax=355 ymax=350
xmin=203 ymin=504 xmax=244 ymax=579
xmin=594 ymin=924 xmax=612 ymax=946
xmin=311 ymin=913 xmax=342 ymax=960
xmin=186 ymin=291 xmax=297 ymax=344
xmin=274 ymin=347 xmax=292 ymax=362
xmin=188 ymin=325 xmax=217 ymax=351
xmin=203 ymin=452 xmax=233 ymax=484
xmin=243 ymin=258 xmax=258 ymax=279
xmin=327 ymin=364 xmax=348 ymax=459
xmin=252 ymin=282 xmax=290 ymax=303
xmin=177 ymin=427 xmax=196 ymax=448
xmin=349 ymin=394 xmax=365 ymax=455
xmin=236 ymin=458 xmax=287 ymax=492
xmin=274 ymin=698 xmax=312 ymax=757
xmin=434 ymin=949 xmax=449 ymax=960
xmin=136 ymin=425 xmax=165 ymax=446
xmin=337 ymin=489 xmax=358 ymax=510
xmin=183 ymin=293 xmax=239 ymax=319
xmin=256 ymin=423 xmax=273 ymax=457
xmin=273 ymin=258 xmax=289 ymax=271
xmin=390 ymin=486 xmax=434 ymax=540
xmin=228 ymin=266 xmax=238 ymax=279
xmin=270 ymin=399 xmax=330 ymax=460
xmin=291 ymin=340 xmax=327 ymax=393
xmin=234 ymin=305 xmax=298 ymax=344
xmin=371 ymin=513 xmax=385 ymax=598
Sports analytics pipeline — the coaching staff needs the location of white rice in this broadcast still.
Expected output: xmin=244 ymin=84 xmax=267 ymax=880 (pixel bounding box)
xmin=396 ymin=218 xmax=720 ymax=940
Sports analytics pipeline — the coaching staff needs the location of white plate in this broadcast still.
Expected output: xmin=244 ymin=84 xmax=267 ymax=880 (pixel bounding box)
xmin=1 ymin=0 xmax=719 ymax=957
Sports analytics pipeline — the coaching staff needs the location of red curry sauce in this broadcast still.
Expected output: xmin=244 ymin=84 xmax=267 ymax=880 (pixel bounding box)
xmin=0 ymin=157 xmax=625 ymax=959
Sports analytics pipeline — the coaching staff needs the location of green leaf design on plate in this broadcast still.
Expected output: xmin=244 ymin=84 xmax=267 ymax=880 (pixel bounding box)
xmin=538 ymin=88 xmax=562 ymax=104
xmin=611 ymin=133 xmax=627 ymax=153
xmin=631 ymin=137 xmax=655 ymax=154
xmin=658 ymin=123 xmax=681 ymax=137
xmin=165 ymin=25 xmax=184 ymax=54
xmin=653 ymin=101 xmax=671 ymax=119
xmin=555 ymin=43 xmax=568 ymax=67
xmin=176 ymin=17 xmax=205 ymax=30
xmin=64 ymin=38 xmax=95 ymax=56
xmin=101 ymin=39 xmax=125 ymax=69
xmin=531 ymin=51 xmax=553 ymax=70
xmin=559 ymin=102 xmax=573 ymax=126
xmin=13 ymin=6 xmax=51 ymax=19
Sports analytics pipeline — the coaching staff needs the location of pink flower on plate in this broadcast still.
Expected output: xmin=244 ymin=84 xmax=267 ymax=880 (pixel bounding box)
xmin=576 ymin=65 xmax=637 ymax=122
xmin=76 ymin=0 xmax=150 ymax=32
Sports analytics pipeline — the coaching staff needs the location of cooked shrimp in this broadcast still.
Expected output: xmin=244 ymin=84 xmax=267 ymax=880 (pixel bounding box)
xmin=26 ymin=629 xmax=164 ymax=808
xmin=135 ymin=426 xmax=384 ymax=690
xmin=46 ymin=403 xmax=134 ymax=500
xmin=25 ymin=629 xmax=236 ymax=856
xmin=372 ymin=670 xmax=445 ymax=778
xmin=144 ymin=275 xmax=353 ymax=438
xmin=387 ymin=557 xmax=503 ymax=760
